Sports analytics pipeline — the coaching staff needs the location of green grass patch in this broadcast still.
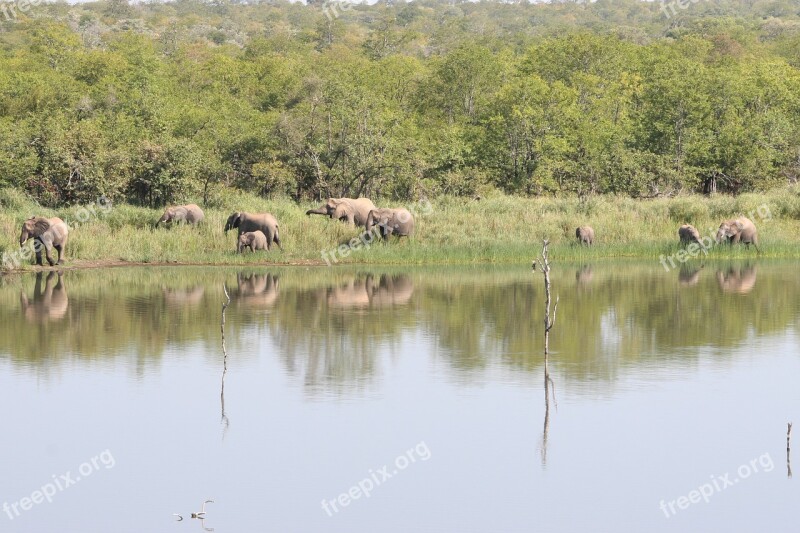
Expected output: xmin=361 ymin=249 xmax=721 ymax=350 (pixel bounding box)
xmin=0 ymin=188 xmax=797 ymax=270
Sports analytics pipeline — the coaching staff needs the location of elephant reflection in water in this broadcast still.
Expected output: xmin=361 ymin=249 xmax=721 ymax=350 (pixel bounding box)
xmin=367 ymin=274 xmax=414 ymax=307
xmin=162 ymin=285 xmax=206 ymax=308
xmin=678 ymin=265 xmax=702 ymax=287
xmin=234 ymin=273 xmax=279 ymax=308
xmin=575 ymin=265 xmax=593 ymax=286
xmin=326 ymin=274 xmax=413 ymax=309
xmin=716 ymin=265 xmax=757 ymax=294
xmin=20 ymin=271 xmax=68 ymax=322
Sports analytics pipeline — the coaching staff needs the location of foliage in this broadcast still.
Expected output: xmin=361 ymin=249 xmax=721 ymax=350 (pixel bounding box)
xmin=1 ymin=1 xmax=800 ymax=206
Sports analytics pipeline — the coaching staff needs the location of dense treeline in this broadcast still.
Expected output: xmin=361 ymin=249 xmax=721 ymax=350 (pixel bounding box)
xmin=2 ymin=0 xmax=800 ymax=206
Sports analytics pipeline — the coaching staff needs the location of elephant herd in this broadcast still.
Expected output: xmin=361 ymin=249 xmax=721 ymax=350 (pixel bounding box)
xmin=574 ymin=216 xmax=760 ymax=251
xmin=15 ymin=199 xmax=760 ymax=266
xmin=16 ymin=197 xmax=415 ymax=265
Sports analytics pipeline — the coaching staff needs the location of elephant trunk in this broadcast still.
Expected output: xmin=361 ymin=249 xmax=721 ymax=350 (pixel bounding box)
xmin=306 ymin=207 xmax=327 ymax=216
xmin=19 ymin=228 xmax=28 ymax=246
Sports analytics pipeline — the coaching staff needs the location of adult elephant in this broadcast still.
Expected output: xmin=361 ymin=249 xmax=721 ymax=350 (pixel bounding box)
xmin=575 ymin=226 xmax=594 ymax=246
xmin=678 ymin=224 xmax=701 ymax=245
xmin=306 ymin=198 xmax=376 ymax=227
xmin=716 ymin=217 xmax=759 ymax=251
xmin=365 ymin=208 xmax=415 ymax=240
xmin=225 ymin=212 xmax=282 ymax=250
xmin=157 ymin=204 xmax=204 ymax=226
xmin=19 ymin=216 xmax=69 ymax=266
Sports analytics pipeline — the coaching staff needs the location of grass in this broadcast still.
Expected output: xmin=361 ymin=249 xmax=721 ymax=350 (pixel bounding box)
xmin=2 ymin=186 xmax=800 ymax=271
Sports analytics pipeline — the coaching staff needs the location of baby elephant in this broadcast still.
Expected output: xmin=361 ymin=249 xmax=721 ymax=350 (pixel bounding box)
xmin=237 ymin=231 xmax=268 ymax=253
xmin=678 ymin=224 xmax=701 ymax=245
xmin=575 ymin=226 xmax=594 ymax=246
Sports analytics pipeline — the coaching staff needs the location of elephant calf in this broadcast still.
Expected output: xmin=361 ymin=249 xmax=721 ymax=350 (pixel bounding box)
xmin=238 ymin=231 xmax=268 ymax=253
xmin=575 ymin=226 xmax=594 ymax=246
xmin=157 ymin=204 xmax=205 ymax=226
xmin=365 ymin=208 xmax=415 ymax=240
xmin=678 ymin=224 xmax=701 ymax=245
xmin=716 ymin=217 xmax=759 ymax=251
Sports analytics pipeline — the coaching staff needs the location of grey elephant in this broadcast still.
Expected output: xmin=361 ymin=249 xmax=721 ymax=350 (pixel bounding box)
xmin=157 ymin=204 xmax=205 ymax=226
xmin=306 ymin=198 xmax=376 ymax=227
xmin=225 ymin=212 xmax=282 ymax=250
xmin=20 ymin=271 xmax=68 ymax=322
xmin=575 ymin=226 xmax=594 ymax=246
xmin=238 ymin=231 xmax=269 ymax=253
xmin=716 ymin=217 xmax=759 ymax=251
xmin=19 ymin=216 xmax=69 ymax=266
xmin=365 ymin=208 xmax=415 ymax=240
xmin=678 ymin=224 xmax=701 ymax=245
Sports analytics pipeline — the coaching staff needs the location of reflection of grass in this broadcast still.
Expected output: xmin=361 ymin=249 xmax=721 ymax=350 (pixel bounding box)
xmin=1 ymin=187 xmax=799 ymax=270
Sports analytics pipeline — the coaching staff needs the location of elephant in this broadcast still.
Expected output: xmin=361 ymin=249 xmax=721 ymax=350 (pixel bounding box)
xmin=157 ymin=204 xmax=204 ymax=226
xmin=678 ymin=224 xmax=701 ymax=245
xmin=225 ymin=212 xmax=282 ymax=250
xmin=575 ymin=226 xmax=594 ymax=246
xmin=305 ymin=198 xmax=376 ymax=227
xmin=238 ymin=231 xmax=269 ymax=253
xmin=716 ymin=217 xmax=759 ymax=251
xmin=19 ymin=216 xmax=69 ymax=266
xmin=20 ymin=271 xmax=68 ymax=322
xmin=716 ymin=265 xmax=757 ymax=294
xmin=365 ymin=208 xmax=415 ymax=240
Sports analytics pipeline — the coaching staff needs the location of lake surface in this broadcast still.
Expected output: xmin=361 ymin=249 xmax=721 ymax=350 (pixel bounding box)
xmin=0 ymin=261 xmax=798 ymax=532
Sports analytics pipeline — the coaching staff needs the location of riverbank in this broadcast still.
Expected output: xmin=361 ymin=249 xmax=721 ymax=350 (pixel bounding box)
xmin=2 ymin=187 xmax=799 ymax=272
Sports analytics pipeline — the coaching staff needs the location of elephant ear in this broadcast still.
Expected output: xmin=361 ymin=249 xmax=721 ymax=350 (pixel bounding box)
xmin=225 ymin=212 xmax=239 ymax=231
xmin=734 ymin=220 xmax=745 ymax=232
xmin=32 ymin=217 xmax=52 ymax=237
xmin=231 ymin=213 xmax=241 ymax=228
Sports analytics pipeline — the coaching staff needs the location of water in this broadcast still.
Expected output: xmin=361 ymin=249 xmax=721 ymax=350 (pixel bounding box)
xmin=0 ymin=262 xmax=797 ymax=532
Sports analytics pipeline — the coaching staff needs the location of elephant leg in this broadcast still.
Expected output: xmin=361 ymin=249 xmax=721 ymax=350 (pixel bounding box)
xmin=274 ymin=233 xmax=282 ymax=251
xmin=45 ymin=245 xmax=55 ymax=266
xmin=33 ymin=238 xmax=44 ymax=266
xmin=54 ymin=244 xmax=63 ymax=264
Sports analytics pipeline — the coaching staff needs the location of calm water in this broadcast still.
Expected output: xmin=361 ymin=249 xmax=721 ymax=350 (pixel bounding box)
xmin=0 ymin=262 xmax=798 ymax=532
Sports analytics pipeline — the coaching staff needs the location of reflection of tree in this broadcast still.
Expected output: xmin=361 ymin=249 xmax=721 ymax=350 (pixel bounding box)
xmin=0 ymin=264 xmax=795 ymax=393
xmin=266 ymin=273 xmax=415 ymax=394
xmin=20 ymin=272 xmax=68 ymax=323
